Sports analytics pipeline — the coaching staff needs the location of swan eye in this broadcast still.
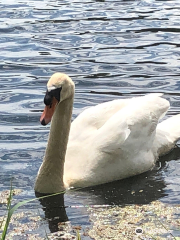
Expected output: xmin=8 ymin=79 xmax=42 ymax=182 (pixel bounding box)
xmin=44 ymin=87 xmax=62 ymax=106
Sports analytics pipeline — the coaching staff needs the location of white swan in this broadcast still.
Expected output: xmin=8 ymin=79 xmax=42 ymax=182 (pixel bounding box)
xmin=35 ymin=72 xmax=180 ymax=193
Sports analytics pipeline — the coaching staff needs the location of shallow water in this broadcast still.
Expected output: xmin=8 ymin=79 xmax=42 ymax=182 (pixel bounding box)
xmin=1 ymin=0 xmax=180 ymax=238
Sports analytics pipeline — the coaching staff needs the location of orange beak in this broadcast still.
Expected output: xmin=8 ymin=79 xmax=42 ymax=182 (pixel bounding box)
xmin=40 ymin=97 xmax=58 ymax=125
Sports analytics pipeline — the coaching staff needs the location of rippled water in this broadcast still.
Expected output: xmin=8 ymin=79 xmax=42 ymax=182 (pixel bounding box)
xmin=1 ymin=0 xmax=180 ymax=238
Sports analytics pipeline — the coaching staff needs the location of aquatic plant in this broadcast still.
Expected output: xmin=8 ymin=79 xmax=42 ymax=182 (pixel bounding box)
xmin=0 ymin=183 xmax=71 ymax=240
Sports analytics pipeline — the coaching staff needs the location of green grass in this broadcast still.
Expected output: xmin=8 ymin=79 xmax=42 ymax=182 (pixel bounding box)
xmin=1 ymin=182 xmax=13 ymax=240
xmin=0 ymin=184 xmax=78 ymax=240
xmin=76 ymin=230 xmax=81 ymax=240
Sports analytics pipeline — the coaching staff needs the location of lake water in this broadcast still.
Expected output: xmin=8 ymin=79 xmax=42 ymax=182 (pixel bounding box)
xmin=1 ymin=0 xmax=180 ymax=239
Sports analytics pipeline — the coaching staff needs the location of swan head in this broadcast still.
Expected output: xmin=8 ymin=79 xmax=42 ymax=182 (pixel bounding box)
xmin=40 ymin=72 xmax=74 ymax=126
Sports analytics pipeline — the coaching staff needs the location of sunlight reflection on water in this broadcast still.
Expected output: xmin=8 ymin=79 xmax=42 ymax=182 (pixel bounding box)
xmin=1 ymin=0 xmax=180 ymax=238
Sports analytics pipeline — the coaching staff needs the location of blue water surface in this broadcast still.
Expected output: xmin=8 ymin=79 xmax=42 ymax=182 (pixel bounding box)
xmin=1 ymin=0 xmax=180 ymax=238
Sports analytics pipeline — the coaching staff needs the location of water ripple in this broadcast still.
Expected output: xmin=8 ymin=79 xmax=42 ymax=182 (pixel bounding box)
xmin=1 ymin=0 xmax=180 ymax=236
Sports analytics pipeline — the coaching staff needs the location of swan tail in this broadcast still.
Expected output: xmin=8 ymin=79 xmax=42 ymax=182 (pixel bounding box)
xmin=154 ymin=114 xmax=180 ymax=156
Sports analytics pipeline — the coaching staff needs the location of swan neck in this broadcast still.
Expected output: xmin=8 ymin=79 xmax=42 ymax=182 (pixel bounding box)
xmin=35 ymin=93 xmax=74 ymax=193
xmin=46 ymin=95 xmax=73 ymax=162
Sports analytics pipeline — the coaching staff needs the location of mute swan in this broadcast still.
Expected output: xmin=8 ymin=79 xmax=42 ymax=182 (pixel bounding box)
xmin=35 ymin=72 xmax=180 ymax=193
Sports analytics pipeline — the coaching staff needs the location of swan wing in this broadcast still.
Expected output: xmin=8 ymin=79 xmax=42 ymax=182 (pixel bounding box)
xmin=69 ymin=98 xmax=131 ymax=141
xmin=65 ymin=94 xmax=170 ymax=188
xmin=78 ymin=93 xmax=169 ymax=186
xmin=95 ymin=93 xmax=169 ymax=154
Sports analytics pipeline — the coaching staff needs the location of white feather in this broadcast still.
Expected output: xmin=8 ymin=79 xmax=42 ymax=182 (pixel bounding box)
xmin=47 ymin=85 xmax=56 ymax=91
xmin=63 ymin=93 xmax=174 ymax=188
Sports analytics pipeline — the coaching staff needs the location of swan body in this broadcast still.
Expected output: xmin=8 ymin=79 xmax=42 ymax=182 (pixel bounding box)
xmin=35 ymin=73 xmax=180 ymax=193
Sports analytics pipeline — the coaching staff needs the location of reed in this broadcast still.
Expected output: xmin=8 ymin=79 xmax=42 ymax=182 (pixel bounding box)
xmin=0 ymin=185 xmax=82 ymax=240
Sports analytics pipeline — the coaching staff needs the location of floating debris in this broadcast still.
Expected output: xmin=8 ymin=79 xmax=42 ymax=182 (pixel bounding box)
xmin=1 ymin=187 xmax=180 ymax=240
xmin=0 ymin=211 xmax=42 ymax=240
xmin=88 ymin=201 xmax=180 ymax=240
xmin=0 ymin=189 xmax=22 ymax=204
